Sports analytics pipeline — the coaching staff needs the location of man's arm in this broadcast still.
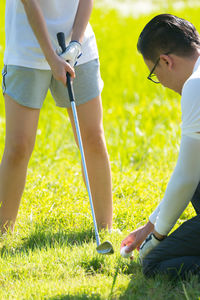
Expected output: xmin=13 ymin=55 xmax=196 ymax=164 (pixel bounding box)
xmin=139 ymin=134 xmax=200 ymax=260
xmin=149 ymin=201 xmax=162 ymax=224
xmin=154 ymin=79 xmax=200 ymax=238
xmin=21 ymin=0 xmax=75 ymax=84
xmin=154 ymin=134 xmax=200 ymax=236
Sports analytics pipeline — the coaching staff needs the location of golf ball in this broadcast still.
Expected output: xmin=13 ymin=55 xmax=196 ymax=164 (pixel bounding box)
xmin=120 ymin=246 xmax=133 ymax=258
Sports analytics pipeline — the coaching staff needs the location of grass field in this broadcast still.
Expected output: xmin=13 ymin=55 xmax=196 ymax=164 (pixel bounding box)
xmin=0 ymin=1 xmax=200 ymax=299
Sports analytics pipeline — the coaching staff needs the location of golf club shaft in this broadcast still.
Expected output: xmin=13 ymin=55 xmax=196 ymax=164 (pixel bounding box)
xmin=70 ymin=99 xmax=100 ymax=246
xmin=57 ymin=32 xmax=100 ymax=246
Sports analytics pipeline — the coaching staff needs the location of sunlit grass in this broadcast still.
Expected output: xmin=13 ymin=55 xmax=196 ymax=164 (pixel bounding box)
xmin=0 ymin=2 xmax=200 ymax=299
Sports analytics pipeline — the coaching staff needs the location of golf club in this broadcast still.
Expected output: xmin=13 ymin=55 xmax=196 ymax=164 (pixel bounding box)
xmin=57 ymin=32 xmax=114 ymax=255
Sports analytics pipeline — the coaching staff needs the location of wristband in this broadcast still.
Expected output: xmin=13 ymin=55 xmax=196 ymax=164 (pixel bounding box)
xmin=70 ymin=40 xmax=81 ymax=46
xmin=152 ymin=232 xmax=167 ymax=241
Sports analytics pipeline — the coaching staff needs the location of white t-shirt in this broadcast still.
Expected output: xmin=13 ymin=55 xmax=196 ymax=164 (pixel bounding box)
xmin=4 ymin=0 xmax=99 ymax=69
xmin=149 ymin=56 xmax=200 ymax=235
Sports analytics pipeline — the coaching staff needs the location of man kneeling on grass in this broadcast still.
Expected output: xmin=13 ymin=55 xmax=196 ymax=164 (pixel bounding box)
xmin=121 ymin=14 xmax=200 ymax=280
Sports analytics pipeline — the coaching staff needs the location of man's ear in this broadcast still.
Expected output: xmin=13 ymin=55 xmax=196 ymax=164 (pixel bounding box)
xmin=160 ymin=54 xmax=173 ymax=70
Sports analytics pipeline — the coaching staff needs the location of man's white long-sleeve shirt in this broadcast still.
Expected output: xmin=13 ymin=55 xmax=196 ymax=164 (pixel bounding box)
xmin=149 ymin=56 xmax=200 ymax=235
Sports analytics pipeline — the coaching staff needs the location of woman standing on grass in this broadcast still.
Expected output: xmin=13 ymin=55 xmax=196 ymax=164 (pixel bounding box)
xmin=0 ymin=0 xmax=113 ymax=233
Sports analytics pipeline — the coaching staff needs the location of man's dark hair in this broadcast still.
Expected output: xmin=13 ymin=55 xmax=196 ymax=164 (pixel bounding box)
xmin=137 ymin=14 xmax=200 ymax=62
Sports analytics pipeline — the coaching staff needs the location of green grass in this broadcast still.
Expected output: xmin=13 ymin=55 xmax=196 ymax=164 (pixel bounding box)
xmin=0 ymin=2 xmax=200 ymax=299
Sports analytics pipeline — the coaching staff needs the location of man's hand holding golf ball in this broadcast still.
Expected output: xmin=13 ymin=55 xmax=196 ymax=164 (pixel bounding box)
xmin=120 ymin=221 xmax=165 ymax=260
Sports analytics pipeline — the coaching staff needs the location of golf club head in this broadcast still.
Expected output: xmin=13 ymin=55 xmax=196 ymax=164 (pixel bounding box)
xmin=96 ymin=241 xmax=114 ymax=255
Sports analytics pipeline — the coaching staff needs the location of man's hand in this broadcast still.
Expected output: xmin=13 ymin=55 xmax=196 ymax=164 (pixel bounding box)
xmin=57 ymin=41 xmax=82 ymax=67
xmin=139 ymin=233 xmax=160 ymax=263
xmin=120 ymin=221 xmax=154 ymax=256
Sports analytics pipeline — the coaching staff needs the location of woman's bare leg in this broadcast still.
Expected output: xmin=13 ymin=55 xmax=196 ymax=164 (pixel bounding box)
xmin=67 ymin=95 xmax=113 ymax=229
xmin=0 ymin=95 xmax=40 ymax=233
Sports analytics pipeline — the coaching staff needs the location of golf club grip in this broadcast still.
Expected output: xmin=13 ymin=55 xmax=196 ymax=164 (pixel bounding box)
xmin=66 ymin=73 xmax=75 ymax=103
xmin=57 ymin=32 xmax=75 ymax=103
xmin=57 ymin=32 xmax=66 ymax=52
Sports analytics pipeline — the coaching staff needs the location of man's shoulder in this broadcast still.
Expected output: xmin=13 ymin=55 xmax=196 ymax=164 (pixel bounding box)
xmin=181 ymin=76 xmax=200 ymax=113
xmin=182 ymin=75 xmax=200 ymax=98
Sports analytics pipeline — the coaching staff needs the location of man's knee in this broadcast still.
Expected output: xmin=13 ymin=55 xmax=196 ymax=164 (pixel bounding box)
xmin=142 ymin=256 xmax=157 ymax=278
xmin=191 ymin=181 xmax=200 ymax=214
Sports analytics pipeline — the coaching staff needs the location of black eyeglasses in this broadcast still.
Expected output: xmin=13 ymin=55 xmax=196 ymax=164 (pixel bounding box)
xmin=147 ymin=52 xmax=171 ymax=84
xmin=147 ymin=57 xmax=160 ymax=84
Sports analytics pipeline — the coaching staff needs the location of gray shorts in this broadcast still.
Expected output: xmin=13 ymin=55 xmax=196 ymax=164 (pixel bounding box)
xmin=1 ymin=59 xmax=103 ymax=109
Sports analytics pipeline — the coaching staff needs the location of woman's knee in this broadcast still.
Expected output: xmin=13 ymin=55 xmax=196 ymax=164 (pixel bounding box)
xmin=82 ymin=128 xmax=107 ymax=154
xmin=4 ymin=136 xmax=35 ymax=164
